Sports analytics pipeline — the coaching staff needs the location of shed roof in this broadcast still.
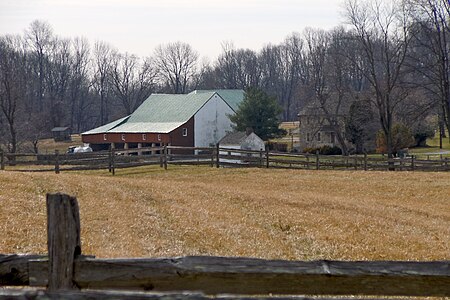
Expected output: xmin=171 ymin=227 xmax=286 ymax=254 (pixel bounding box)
xmin=219 ymin=131 xmax=248 ymax=145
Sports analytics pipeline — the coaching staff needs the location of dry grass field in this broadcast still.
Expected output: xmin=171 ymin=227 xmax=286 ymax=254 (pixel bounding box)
xmin=0 ymin=166 xmax=449 ymax=261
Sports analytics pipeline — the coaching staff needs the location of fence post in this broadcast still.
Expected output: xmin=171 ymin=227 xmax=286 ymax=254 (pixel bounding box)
xmin=108 ymin=148 xmax=112 ymax=173
xmin=216 ymin=143 xmax=220 ymax=168
xmin=259 ymin=149 xmax=263 ymax=167
xmin=315 ymin=151 xmax=320 ymax=170
xmin=445 ymin=157 xmax=448 ymax=171
xmin=306 ymin=155 xmax=310 ymax=170
xmin=159 ymin=145 xmax=164 ymax=168
xmin=364 ymin=153 xmax=367 ymax=171
xmin=411 ymin=155 xmax=415 ymax=171
xmin=266 ymin=147 xmax=269 ymax=169
xmin=163 ymin=146 xmax=168 ymax=170
xmin=46 ymin=193 xmax=81 ymax=291
xmin=354 ymin=156 xmax=358 ymax=170
xmin=211 ymin=147 xmax=215 ymax=167
xmin=111 ymin=148 xmax=115 ymax=176
xmin=54 ymin=150 xmax=60 ymax=174
xmin=0 ymin=149 xmax=4 ymax=170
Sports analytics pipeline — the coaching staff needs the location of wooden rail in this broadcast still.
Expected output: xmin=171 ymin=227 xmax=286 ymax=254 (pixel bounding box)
xmin=0 ymin=193 xmax=449 ymax=298
xmin=0 ymin=147 xmax=449 ymax=173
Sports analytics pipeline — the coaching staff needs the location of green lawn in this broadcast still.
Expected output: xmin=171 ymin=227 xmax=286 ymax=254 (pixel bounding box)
xmin=409 ymin=131 xmax=450 ymax=158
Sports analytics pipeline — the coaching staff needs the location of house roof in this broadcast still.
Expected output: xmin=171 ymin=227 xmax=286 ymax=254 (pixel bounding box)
xmin=219 ymin=131 xmax=248 ymax=145
xmin=82 ymin=90 xmax=244 ymax=135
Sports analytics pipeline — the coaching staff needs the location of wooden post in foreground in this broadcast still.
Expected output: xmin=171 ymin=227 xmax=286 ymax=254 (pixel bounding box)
xmin=265 ymin=147 xmax=269 ymax=168
xmin=54 ymin=150 xmax=60 ymax=174
xmin=46 ymin=193 xmax=81 ymax=291
xmin=364 ymin=153 xmax=368 ymax=171
xmin=0 ymin=149 xmax=4 ymax=170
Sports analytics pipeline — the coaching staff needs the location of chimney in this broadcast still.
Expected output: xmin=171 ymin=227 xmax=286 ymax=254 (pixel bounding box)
xmin=245 ymin=127 xmax=253 ymax=136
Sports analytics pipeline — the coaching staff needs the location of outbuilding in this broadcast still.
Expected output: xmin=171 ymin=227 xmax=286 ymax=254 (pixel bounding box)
xmin=51 ymin=127 xmax=71 ymax=142
xmin=219 ymin=129 xmax=265 ymax=164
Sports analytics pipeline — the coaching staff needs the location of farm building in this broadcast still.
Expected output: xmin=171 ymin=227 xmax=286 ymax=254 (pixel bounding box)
xmin=298 ymin=100 xmax=349 ymax=152
xmin=219 ymin=129 xmax=265 ymax=151
xmin=51 ymin=127 xmax=71 ymax=142
xmin=81 ymin=90 xmax=244 ymax=152
xmin=219 ymin=129 xmax=265 ymax=164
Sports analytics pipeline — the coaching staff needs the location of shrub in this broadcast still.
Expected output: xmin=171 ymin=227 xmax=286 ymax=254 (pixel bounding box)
xmin=376 ymin=123 xmax=414 ymax=155
xmin=302 ymin=145 xmax=342 ymax=155
xmin=319 ymin=145 xmax=342 ymax=155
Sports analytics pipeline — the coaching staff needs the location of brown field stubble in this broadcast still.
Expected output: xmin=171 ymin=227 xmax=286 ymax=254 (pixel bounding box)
xmin=0 ymin=167 xmax=449 ymax=260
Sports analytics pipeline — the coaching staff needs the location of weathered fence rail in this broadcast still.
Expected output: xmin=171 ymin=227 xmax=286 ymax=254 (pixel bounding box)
xmin=1 ymin=147 xmax=449 ymax=173
xmin=0 ymin=193 xmax=449 ymax=299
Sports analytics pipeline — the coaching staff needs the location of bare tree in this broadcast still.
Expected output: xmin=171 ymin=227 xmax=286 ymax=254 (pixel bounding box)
xmin=69 ymin=37 xmax=91 ymax=132
xmin=92 ymin=41 xmax=116 ymax=124
xmin=153 ymin=41 xmax=199 ymax=94
xmin=408 ymin=0 xmax=450 ymax=143
xmin=0 ymin=35 xmax=27 ymax=153
xmin=216 ymin=42 xmax=261 ymax=89
xmin=345 ymin=0 xmax=413 ymax=159
xmin=45 ymin=37 xmax=72 ymax=127
xmin=260 ymin=33 xmax=305 ymax=120
xmin=24 ymin=20 xmax=54 ymax=113
xmin=303 ymin=28 xmax=351 ymax=154
xmin=110 ymin=53 xmax=156 ymax=115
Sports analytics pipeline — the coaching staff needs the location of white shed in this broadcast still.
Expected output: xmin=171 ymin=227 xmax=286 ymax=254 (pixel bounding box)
xmin=219 ymin=131 xmax=265 ymax=164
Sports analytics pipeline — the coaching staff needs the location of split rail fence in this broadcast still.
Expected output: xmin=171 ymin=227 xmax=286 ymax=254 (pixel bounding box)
xmin=1 ymin=193 xmax=449 ymax=299
xmin=0 ymin=146 xmax=449 ymax=174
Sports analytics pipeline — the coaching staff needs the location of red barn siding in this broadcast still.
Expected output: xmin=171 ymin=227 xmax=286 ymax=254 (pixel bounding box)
xmin=81 ymin=117 xmax=195 ymax=150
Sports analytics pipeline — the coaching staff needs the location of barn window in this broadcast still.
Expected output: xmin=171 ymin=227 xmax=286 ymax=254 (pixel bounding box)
xmin=121 ymin=134 xmax=125 ymax=141
xmin=103 ymin=134 xmax=107 ymax=141
xmin=182 ymin=128 xmax=188 ymax=137
xmin=306 ymin=133 xmax=311 ymax=142
xmin=317 ymin=132 xmax=321 ymax=142
xmin=330 ymin=132 xmax=335 ymax=143
xmin=142 ymin=133 xmax=146 ymax=141
xmin=157 ymin=134 xmax=161 ymax=141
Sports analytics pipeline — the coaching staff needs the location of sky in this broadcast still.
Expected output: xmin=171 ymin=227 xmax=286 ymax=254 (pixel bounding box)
xmin=0 ymin=0 xmax=346 ymax=60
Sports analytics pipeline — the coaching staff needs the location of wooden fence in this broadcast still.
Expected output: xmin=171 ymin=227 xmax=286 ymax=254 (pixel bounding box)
xmin=1 ymin=193 xmax=449 ymax=299
xmin=0 ymin=147 xmax=449 ymax=174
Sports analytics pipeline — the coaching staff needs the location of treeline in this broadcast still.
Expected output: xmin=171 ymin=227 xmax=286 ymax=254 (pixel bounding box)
xmin=0 ymin=0 xmax=449 ymax=157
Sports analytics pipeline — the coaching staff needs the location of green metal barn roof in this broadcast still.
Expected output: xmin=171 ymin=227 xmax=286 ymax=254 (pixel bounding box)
xmin=82 ymin=115 xmax=130 ymax=135
xmin=194 ymin=89 xmax=244 ymax=112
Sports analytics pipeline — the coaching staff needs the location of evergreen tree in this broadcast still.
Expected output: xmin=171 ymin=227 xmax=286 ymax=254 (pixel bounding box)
xmin=230 ymin=87 xmax=283 ymax=140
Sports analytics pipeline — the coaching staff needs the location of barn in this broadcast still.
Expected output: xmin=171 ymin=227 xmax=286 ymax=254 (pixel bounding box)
xmin=81 ymin=90 xmax=244 ymax=152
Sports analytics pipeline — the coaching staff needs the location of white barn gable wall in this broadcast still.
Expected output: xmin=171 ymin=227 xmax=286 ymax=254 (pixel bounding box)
xmin=194 ymin=94 xmax=235 ymax=147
